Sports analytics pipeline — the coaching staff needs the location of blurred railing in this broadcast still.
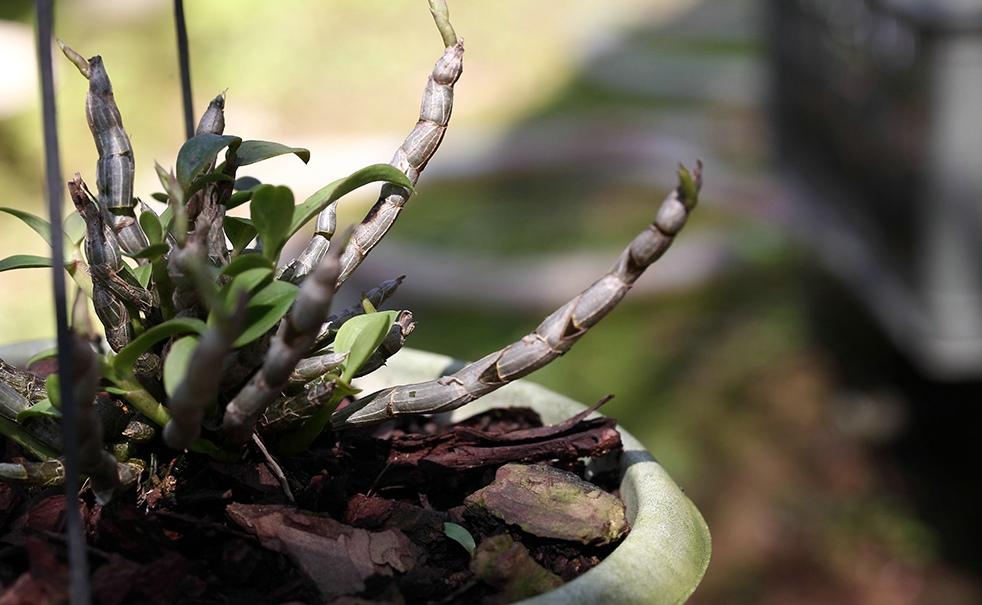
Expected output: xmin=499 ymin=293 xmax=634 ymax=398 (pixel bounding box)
xmin=770 ymin=0 xmax=982 ymax=379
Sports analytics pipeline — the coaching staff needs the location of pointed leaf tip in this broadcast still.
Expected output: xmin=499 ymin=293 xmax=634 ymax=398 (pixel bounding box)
xmin=0 ymin=255 xmax=53 ymax=272
xmin=677 ymin=163 xmax=700 ymax=210
xmin=443 ymin=522 xmax=476 ymax=556
xmin=176 ymin=133 xmax=242 ymax=190
xmin=235 ymin=140 xmax=311 ymax=167
xmin=250 ymin=185 xmax=295 ymax=262
xmin=334 ymin=311 xmax=398 ymax=383
xmin=289 ymin=164 xmax=414 ymax=238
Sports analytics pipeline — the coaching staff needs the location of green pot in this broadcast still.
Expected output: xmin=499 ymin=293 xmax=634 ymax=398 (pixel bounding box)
xmin=0 ymin=340 xmax=52 ymax=368
xmin=356 ymin=348 xmax=711 ymax=605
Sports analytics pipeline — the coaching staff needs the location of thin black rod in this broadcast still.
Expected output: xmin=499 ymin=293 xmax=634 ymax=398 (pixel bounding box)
xmin=174 ymin=0 xmax=194 ymax=139
xmin=35 ymin=2 xmax=91 ymax=604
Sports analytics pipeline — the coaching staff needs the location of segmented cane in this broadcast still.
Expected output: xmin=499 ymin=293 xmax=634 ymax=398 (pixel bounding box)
xmin=259 ymin=378 xmax=335 ymax=435
xmin=333 ymin=163 xmax=703 ymax=427
xmin=288 ymin=352 xmax=347 ymax=386
xmin=69 ymin=176 xmax=136 ymax=351
xmin=222 ymin=242 xmax=344 ymax=443
xmin=260 ymin=312 xmax=414 ymax=434
xmin=280 ymin=41 xmax=464 ymax=285
xmin=163 ymin=298 xmax=245 ymax=450
xmin=59 ymin=42 xmax=149 ymax=258
xmin=196 ymin=92 xmax=226 ymax=136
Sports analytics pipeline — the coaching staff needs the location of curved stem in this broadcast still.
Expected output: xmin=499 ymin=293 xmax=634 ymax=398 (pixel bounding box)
xmin=334 ymin=163 xmax=703 ymax=428
xmin=428 ymin=0 xmax=458 ymax=48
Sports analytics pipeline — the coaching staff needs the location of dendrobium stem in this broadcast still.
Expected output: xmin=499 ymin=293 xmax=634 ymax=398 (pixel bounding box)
xmin=336 ymin=41 xmax=464 ymax=287
xmin=59 ymin=42 xmax=148 ymax=257
xmin=289 ymin=352 xmax=347 ymax=387
xmin=280 ymin=35 xmax=463 ymax=286
xmin=196 ymin=92 xmax=226 ymax=137
xmin=333 ymin=163 xmax=703 ymax=427
xmin=70 ymin=176 xmax=154 ymax=347
xmin=163 ymin=298 xmax=245 ymax=450
xmin=223 ymin=243 xmax=345 ymax=443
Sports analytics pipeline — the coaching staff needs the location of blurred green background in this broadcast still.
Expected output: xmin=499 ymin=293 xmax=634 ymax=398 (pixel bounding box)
xmin=1 ymin=1 xmax=979 ymax=603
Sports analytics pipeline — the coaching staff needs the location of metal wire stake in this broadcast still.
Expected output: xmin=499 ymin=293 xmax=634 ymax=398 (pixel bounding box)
xmin=174 ymin=0 xmax=194 ymax=139
xmin=35 ymin=1 xmax=91 ymax=603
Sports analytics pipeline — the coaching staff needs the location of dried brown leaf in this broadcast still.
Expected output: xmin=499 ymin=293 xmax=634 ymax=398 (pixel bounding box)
xmin=227 ymin=503 xmax=416 ymax=601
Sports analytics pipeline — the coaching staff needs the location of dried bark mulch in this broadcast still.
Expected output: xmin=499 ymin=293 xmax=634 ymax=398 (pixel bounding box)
xmin=0 ymin=404 xmax=627 ymax=604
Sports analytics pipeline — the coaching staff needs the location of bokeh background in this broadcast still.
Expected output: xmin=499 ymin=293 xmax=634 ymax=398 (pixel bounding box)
xmin=1 ymin=1 xmax=981 ymax=603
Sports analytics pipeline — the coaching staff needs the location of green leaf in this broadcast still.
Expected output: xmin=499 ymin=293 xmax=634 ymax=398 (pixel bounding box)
xmin=234 ymin=280 xmax=299 ymax=348
xmin=0 ymin=255 xmax=52 ymax=272
xmin=219 ymin=253 xmax=273 ymax=277
xmin=155 ymin=162 xmax=183 ymax=205
xmin=443 ymin=522 xmax=476 ymax=556
xmin=150 ymin=192 xmax=169 ymax=203
xmin=290 ymin=164 xmax=414 ymax=238
xmin=213 ymin=267 xmax=273 ymax=320
xmin=193 ymin=171 xmax=235 ymax=185
xmin=212 ymin=263 xmax=273 ymax=320
xmin=131 ymin=264 xmax=154 ymax=289
xmin=176 ymin=133 xmax=242 ymax=190
xmin=235 ymin=140 xmax=310 ymax=167
xmin=250 ymin=185 xmax=295 ymax=261
xmin=678 ymin=164 xmax=699 ymax=210
xmin=0 ymin=416 xmax=58 ymax=460
xmin=333 ymin=311 xmax=397 ymax=383
xmin=44 ymin=375 xmax=60 ymax=408
xmin=163 ymin=335 xmax=199 ymax=398
xmin=113 ymin=317 xmax=208 ymax=374
xmin=225 ymin=189 xmax=254 ymax=211
xmin=119 ymin=262 xmax=142 ymax=286
xmin=157 ymin=163 xmax=189 ymax=246
xmin=139 ymin=210 xmax=163 ymax=245
xmin=159 ymin=205 xmax=174 ymax=232
xmin=26 ymin=347 xmax=57 ymax=367
xmin=132 ymin=243 xmax=170 ymax=260
xmin=0 ymin=207 xmax=53 ymax=246
xmin=66 ymin=259 xmax=94 ymax=299
xmin=224 ymin=216 xmax=258 ymax=256
xmin=185 ymin=169 xmax=235 ymax=200
xmin=229 ymin=267 xmax=273 ymax=295
xmin=64 ymin=212 xmax=86 ymax=246
xmin=0 ymin=208 xmax=79 ymax=257
xmin=234 ymin=176 xmax=261 ymax=191
xmin=16 ymin=398 xmax=61 ymax=422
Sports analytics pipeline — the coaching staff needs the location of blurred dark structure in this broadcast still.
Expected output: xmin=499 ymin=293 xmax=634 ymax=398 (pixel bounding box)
xmin=770 ymin=0 xmax=982 ymax=379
